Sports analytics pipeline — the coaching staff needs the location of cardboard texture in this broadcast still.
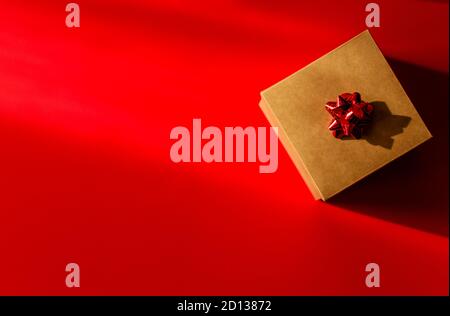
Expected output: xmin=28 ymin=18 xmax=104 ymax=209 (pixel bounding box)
xmin=260 ymin=30 xmax=432 ymax=201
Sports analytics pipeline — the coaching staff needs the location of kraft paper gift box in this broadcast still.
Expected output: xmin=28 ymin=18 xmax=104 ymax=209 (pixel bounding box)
xmin=259 ymin=30 xmax=431 ymax=201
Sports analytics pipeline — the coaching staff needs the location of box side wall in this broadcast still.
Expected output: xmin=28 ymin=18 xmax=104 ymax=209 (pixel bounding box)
xmin=259 ymin=97 xmax=323 ymax=200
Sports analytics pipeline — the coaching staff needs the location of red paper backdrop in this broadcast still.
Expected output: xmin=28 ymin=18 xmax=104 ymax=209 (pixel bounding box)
xmin=0 ymin=0 xmax=448 ymax=295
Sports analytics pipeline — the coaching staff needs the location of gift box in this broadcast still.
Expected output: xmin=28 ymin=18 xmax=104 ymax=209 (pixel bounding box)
xmin=259 ymin=30 xmax=432 ymax=201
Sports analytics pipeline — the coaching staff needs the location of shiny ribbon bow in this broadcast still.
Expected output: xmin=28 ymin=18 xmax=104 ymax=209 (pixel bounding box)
xmin=325 ymin=92 xmax=374 ymax=139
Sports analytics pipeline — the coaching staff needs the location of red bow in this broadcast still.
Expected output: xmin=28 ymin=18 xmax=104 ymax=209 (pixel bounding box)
xmin=325 ymin=92 xmax=373 ymax=139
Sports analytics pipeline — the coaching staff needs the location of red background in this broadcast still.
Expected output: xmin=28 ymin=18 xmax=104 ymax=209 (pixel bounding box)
xmin=0 ymin=0 xmax=448 ymax=295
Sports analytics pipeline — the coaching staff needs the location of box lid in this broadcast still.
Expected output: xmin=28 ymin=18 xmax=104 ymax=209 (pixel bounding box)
xmin=260 ymin=30 xmax=432 ymax=200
